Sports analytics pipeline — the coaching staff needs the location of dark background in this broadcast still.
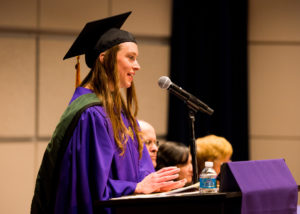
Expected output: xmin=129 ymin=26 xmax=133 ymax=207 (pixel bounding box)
xmin=167 ymin=0 xmax=249 ymax=161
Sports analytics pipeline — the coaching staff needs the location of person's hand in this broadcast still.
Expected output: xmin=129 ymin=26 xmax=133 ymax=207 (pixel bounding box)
xmin=157 ymin=178 xmax=187 ymax=192
xmin=134 ymin=166 xmax=187 ymax=194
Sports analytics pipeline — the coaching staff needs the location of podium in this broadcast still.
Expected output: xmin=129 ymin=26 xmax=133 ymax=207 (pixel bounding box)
xmin=220 ymin=159 xmax=299 ymax=214
xmin=94 ymin=191 xmax=242 ymax=214
xmin=94 ymin=159 xmax=299 ymax=214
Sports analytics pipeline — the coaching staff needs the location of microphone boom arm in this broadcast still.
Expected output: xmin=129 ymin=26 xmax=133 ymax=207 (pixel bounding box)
xmin=158 ymin=76 xmax=214 ymax=184
xmin=168 ymin=84 xmax=214 ymax=115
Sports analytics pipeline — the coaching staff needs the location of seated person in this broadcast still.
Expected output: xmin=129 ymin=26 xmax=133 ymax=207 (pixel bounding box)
xmin=156 ymin=141 xmax=193 ymax=186
xmin=138 ymin=120 xmax=159 ymax=168
xmin=196 ymin=134 xmax=233 ymax=175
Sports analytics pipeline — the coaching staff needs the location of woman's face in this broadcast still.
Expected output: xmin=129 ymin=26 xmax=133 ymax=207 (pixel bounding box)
xmin=117 ymin=42 xmax=140 ymax=88
xmin=177 ymin=154 xmax=193 ymax=184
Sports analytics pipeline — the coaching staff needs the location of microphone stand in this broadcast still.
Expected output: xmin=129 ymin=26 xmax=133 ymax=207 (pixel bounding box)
xmin=185 ymin=96 xmax=213 ymax=184
xmin=187 ymin=106 xmax=199 ymax=184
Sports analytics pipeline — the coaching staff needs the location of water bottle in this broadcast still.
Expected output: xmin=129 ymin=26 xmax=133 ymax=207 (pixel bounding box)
xmin=199 ymin=161 xmax=218 ymax=193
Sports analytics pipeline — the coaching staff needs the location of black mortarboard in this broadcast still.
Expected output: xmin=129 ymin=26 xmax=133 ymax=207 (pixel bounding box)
xmin=63 ymin=11 xmax=136 ymax=68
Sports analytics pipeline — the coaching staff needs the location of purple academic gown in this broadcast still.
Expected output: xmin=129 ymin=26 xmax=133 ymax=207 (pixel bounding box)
xmin=54 ymin=87 xmax=155 ymax=214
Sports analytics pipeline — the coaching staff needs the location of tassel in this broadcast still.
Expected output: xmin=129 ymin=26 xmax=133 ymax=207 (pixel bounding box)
xmin=75 ymin=56 xmax=81 ymax=88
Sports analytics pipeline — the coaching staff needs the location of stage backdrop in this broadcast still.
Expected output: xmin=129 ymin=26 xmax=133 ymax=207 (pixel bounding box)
xmin=167 ymin=0 xmax=249 ymax=161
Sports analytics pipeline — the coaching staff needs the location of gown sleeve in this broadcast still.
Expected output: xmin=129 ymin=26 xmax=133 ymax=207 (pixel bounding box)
xmin=107 ymin=145 xmax=155 ymax=196
xmin=54 ymin=107 xmax=140 ymax=214
xmin=138 ymin=145 xmax=155 ymax=181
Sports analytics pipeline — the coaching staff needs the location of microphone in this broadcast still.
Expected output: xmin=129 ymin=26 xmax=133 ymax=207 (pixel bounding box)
xmin=158 ymin=76 xmax=214 ymax=115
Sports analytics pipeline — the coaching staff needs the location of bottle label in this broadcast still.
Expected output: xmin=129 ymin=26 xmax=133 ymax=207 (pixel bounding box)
xmin=200 ymin=177 xmax=217 ymax=189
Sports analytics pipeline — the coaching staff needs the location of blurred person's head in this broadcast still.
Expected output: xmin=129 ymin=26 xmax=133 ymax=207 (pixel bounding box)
xmin=196 ymin=135 xmax=233 ymax=175
xmin=156 ymin=141 xmax=193 ymax=185
xmin=138 ymin=120 xmax=158 ymax=168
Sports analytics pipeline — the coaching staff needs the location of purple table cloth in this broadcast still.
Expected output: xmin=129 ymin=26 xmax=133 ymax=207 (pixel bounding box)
xmin=228 ymin=159 xmax=298 ymax=214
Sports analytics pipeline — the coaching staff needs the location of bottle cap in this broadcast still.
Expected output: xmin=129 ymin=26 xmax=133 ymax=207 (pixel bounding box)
xmin=205 ymin=161 xmax=213 ymax=167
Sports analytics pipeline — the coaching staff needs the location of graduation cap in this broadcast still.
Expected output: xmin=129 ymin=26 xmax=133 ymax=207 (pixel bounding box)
xmin=63 ymin=11 xmax=136 ymax=85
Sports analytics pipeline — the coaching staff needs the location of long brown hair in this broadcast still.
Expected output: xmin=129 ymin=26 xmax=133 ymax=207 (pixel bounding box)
xmin=80 ymin=45 xmax=143 ymax=157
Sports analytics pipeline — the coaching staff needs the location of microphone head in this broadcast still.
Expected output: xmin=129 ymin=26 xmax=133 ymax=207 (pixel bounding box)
xmin=158 ymin=76 xmax=172 ymax=89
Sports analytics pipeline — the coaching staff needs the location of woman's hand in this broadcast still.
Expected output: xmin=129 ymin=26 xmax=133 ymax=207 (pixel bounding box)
xmin=134 ymin=166 xmax=187 ymax=194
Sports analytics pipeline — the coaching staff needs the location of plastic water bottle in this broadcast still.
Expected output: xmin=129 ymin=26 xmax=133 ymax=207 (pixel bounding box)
xmin=199 ymin=161 xmax=218 ymax=193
